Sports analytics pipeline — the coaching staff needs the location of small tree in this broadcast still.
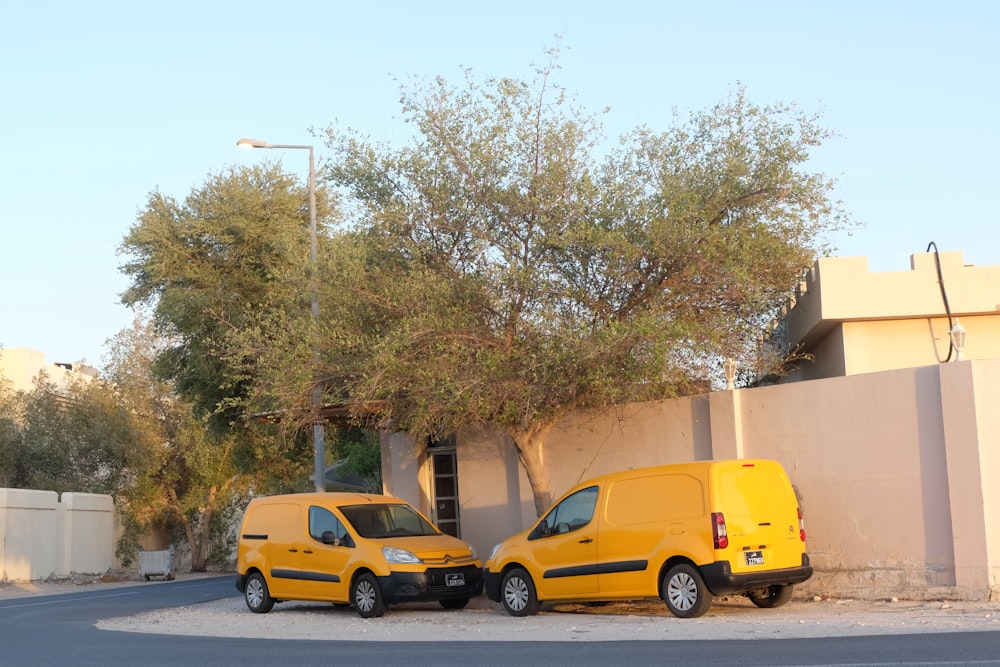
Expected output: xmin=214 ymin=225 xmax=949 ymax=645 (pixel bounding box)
xmin=104 ymin=317 xmax=254 ymax=571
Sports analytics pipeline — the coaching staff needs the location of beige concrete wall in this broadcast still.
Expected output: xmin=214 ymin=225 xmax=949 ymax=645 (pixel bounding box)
xmin=974 ymin=362 xmax=1000 ymax=594
xmin=732 ymin=368 xmax=962 ymax=597
xmin=381 ymin=359 xmax=999 ymax=601
xmin=0 ymin=488 xmax=60 ymax=581
xmin=453 ymin=425 xmax=533 ymax=555
xmin=61 ymin=493 xmax=116 ymax=575
xmin=940 ymin=361 xmax=1000 ymax=595
xmin=0 ymin=489 xmax=116 ymax=582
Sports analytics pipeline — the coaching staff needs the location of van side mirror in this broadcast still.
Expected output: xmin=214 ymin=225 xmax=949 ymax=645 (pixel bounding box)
xmin=321 ymin=530 xmax=340 ymax=546
xmin=530 ymin=519 xmax=551 ymax=540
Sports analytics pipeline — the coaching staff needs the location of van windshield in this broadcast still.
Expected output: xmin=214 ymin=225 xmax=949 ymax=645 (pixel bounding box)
xmin=340 ymin=503 xmax=440 ymax=538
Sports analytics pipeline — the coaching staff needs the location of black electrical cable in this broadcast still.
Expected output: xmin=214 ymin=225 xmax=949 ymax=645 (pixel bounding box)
xmin=926 ymin=241 xmax=954 ymax=363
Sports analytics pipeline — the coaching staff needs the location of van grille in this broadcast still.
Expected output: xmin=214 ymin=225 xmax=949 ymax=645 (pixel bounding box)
xmin=421 ymin=554 xmax=476 ymax=566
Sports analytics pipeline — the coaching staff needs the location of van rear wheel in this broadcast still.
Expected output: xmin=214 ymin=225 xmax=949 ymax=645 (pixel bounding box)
xmin=244 ymin=572 xmax=274 ymax=614
xmin=748 ymin=584 xmax=794 ymax=608
xmin=501 ymin=567 xmax=541 ymax=617
xmin=662 ymin=564 xmax=712 ymax=618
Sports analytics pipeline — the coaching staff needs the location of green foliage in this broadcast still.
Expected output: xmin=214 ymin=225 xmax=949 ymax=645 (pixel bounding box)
xmin=103 ymin=317 xmax=262 ymax=571
xmin=330 ymin=427 xmax=382 ymax=493
xmin=0 ymin=371 xmax=149 ymax=497
xmin=118 ymin=163 xmax=336 ymax=429
xmin=313 ymin=49 xmax=852 ymax=512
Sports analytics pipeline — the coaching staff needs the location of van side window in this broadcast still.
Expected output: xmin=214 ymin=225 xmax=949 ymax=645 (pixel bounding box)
xmin=308 ymin=506 xmax=348 ymax=544
xmin=541 ymin=486 xmax=598 ymax=537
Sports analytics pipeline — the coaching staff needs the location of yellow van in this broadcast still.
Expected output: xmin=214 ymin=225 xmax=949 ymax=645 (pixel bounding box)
xmin=235 ymin=492 xmax=483 ymax=618
xmin=484 ymin=459 xmax=811 ymax=618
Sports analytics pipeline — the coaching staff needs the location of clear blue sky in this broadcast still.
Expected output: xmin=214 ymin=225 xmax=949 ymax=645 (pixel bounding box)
xmin=2 ymin=1 xmax=998 ymax=370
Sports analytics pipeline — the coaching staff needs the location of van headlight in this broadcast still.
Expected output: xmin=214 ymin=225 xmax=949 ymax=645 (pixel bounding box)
xmin=488 ymin=543 xmax=502 ymax=560
xmin=464 ymin=542 xmax=478 ymax=560
xmin=382 ymin=546 xmax=421 ymax=564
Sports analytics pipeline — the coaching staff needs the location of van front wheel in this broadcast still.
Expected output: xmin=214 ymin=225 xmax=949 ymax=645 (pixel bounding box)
xmin=501 ymin=568 xmax=541 ymax=617
xmin=662 ymin=564 xmax=712 ymax=618
xmin=352 ymin=572 xmax=386 ymax=618
xmin=748 ymin=584 xmax=794 ymax=608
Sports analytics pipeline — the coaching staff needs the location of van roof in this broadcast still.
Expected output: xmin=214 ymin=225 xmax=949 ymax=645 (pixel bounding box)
xmin=576 ymin=458 xmax=783 ymax=487
xmin=250 ymin=492 xmax=407 ymax=506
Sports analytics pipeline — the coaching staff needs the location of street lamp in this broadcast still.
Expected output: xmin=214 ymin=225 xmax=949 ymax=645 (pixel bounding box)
xmin=723 ymin=358 xmax=737 ymax=391
xmin=237 ymin=138 xmax=325 ymax=492
xmin=950 ymin=319 xmax=967 ymax=361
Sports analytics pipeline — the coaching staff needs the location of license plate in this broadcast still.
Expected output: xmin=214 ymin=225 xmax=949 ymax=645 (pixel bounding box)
xmin=744 ymin=550 xmax=765 ymax=566
xmin=445 ymin=573 xmax=465 ymax=587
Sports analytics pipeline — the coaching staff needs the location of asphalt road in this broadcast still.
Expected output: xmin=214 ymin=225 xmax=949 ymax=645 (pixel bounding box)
xmin=1 ymin=576 xmax=998 ymax=666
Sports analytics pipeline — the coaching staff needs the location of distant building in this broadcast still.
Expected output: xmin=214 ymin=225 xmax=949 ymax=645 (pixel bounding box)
xmin=0 ymin=348 xmax=97 ymax=394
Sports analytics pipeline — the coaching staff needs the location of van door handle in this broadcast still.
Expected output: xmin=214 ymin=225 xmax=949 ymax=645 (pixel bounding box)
xmin=288 ymin=548 xmax=298 ymax=553
xmin=579 ymin=537 xmax=593 ymax=544
xmin=303 ymin=549 xmax=314 ymax=554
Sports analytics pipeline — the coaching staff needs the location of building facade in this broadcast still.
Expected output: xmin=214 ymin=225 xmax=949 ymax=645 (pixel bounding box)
xmin=0 ymin=348 xmax=97 ymax=394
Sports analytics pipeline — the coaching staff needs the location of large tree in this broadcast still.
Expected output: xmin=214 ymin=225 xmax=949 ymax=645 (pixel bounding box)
xmin=319 ymin=54 xmax=851 ymax=514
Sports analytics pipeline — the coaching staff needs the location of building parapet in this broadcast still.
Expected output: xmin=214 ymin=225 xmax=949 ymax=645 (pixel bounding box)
xmin=784 ymin=251 xmax=1000 ymax=348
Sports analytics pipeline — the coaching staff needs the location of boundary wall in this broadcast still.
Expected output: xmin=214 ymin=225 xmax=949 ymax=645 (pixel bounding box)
xmin=384 ymin=359 xmax=999 ymax=601
xmin=0 ymin=489 xmax=116 ymax=582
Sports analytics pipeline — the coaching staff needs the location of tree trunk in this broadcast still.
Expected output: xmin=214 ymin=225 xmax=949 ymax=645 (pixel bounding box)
xmin=507 ymin=422 xmax=557 ymax=517
xmin=190 ymin=485 xmax=218 ymax=572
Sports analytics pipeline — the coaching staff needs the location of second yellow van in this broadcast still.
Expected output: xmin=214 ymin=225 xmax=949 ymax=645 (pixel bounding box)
xmin=236 ymin=492 xmax=483 ymax=618
xmin=484 ymin=459 xmax=812 ymax=617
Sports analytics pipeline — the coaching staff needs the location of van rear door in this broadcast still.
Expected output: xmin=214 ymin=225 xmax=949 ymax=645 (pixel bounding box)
xmin=249 ymin=501 xmax=303 ymax=598
xmin=712 ymin=460 xmax=804 ymax=574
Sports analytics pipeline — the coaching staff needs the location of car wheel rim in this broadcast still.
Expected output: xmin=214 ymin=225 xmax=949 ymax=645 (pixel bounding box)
xmin=247 ymin=580 xmax=263 ymax=607
xmin=668 ymin=573 xmax=697 ymax=611
xmin=503 ymin=577 xmax=528 ymax=611
xmin=356 ymin=580 xmax=376 ymax=612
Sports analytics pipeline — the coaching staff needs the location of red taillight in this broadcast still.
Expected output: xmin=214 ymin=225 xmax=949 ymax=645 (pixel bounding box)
xmin=798 ymin=507 xmax=806 ymax=542
xmin=712 ymin=512 xmax=728 ymax=549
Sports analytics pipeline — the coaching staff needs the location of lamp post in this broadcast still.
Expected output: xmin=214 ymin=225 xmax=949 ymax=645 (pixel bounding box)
xmin=237 ymin=138 xmax=325 ymax=492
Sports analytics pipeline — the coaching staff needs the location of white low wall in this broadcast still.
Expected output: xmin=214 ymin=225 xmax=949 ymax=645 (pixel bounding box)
xmin=0 ymin=488 xmax=116 ymax=582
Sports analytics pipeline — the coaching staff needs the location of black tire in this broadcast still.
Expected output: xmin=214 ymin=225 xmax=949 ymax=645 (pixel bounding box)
xmin=748 ymin=584 xmax=794 ymax=608
xmin=439 ymin=597 xmax=470 ymax=610
xmin=244 ymin=572 xmax=274 ymax=613
xmin=662 ymin=564 xmax=712 ymax=618
xmin=351 ymin=572 xmax=385 ymax=618
xmin=500 ymin=567 xmax=541 ymax=617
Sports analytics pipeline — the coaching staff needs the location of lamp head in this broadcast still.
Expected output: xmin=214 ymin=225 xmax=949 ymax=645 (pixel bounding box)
xmin=237 ymin=138 xmax=270 ymax=150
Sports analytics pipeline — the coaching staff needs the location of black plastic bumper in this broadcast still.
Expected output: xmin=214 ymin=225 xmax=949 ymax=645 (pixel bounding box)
xmin=483 ymin=569 xmax=502 ymax=602
xmin=700 ymin=553 xmax=813 ymax=595
xmin=378 ymin=565 xmax=484 ymax=603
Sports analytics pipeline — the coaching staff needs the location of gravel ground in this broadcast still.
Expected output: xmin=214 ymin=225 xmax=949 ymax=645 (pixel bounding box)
xmin=4 ymin=574 xmax=998 ymax=642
